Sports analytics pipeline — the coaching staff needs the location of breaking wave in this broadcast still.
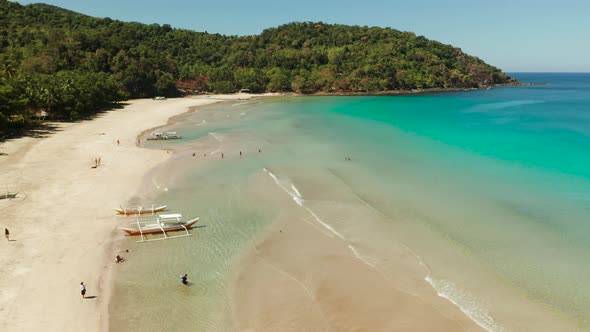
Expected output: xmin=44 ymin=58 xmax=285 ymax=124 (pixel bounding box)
xmin=209 ymin=132 xmax=223 ymax=142
xmin=263 ymin=168 xmax=344 ymax=239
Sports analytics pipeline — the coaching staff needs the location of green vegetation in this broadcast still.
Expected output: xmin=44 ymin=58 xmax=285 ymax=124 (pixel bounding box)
xmin=0 ymin=0 xmax=515 ymax=136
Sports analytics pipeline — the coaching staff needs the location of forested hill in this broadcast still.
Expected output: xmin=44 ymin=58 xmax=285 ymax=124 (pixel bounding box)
xmin=0 ymin=0 xmax=515 ymax=132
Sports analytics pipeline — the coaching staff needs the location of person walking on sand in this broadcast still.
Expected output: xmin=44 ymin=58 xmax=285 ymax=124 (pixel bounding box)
xmin=180 ymin=274 xmax=188 ymax=285
xmin=80 ymin=282 xmax=87 ymax=298
xmin=4 ymin=228 xmax=9 ymax=241
xmin=117 ymin=139 xmax=120 ymax=146
xmin=221 ymin=152 xmax=224 ymax=159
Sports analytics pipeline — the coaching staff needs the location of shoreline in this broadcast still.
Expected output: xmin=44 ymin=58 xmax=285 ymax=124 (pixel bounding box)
xmin=111 ymin=96 xmax=491 ymax=331
xmin=127 ymin=92 xmax=578 ymax=331
xmin=307 ymin=82 xmax=523 ymax=97
xmin=0 ymin=94 xmax=274 ymax=332
xmin=2 ymin=91 xmax=566 ymax=331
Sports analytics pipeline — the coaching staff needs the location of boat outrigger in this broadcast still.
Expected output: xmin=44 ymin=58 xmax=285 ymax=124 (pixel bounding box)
xmin=115 ymin=205 xmax=167 ymax=215
xmin=118 ymin=213 xmax=199 ymax=243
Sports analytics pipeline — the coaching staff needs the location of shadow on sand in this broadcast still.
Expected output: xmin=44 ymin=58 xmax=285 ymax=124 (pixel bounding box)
xmin=0 ymin=102 xmax=130 ymax=143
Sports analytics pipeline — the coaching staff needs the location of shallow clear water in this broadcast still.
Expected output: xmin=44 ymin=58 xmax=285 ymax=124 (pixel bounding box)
xmin=111 ymin=73 xmax=590 ymax=331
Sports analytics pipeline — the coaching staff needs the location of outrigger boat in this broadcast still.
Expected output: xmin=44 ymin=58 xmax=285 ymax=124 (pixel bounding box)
xmin=1 ymin=184 xmax=18 ymax=200
xmin=118 ymin=213 xmax=199 ymax=243
xmin=115 ymin=205 xmax=167 ymax=215
xmin=0 ymin=192 xmax=17 ymax=200
xmin=146 ymin=132 xmax=181 ymax=140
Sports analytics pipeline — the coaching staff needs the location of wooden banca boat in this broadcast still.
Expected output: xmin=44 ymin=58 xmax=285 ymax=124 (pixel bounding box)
xmin=115 ymin=205 xmax=167 ymax=215
xmin=0 ymin=192 xmax=17 ymax=200
xmin=146 ymin=132 xmax=181 ymax=140
xmin=1 ymin=184 xmax=19 ymax=200
xmin=118 ymin=213 xmax=199 ymax=243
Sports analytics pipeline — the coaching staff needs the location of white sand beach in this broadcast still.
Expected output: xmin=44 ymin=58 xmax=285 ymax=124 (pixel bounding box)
xmin=0 ymin=95 xmax=265 ymax=332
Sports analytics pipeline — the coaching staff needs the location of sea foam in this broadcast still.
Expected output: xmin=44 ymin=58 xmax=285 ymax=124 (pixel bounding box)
xmin=424 ymin=275 xmax=504 ymax=332
xmin=347 ymin=244 xmax=376 ymax=268
xmin=262 ymin=169 xmax=502 ymax=330
xmin=352 ymin=189 xmax=503 ymax=331
xmin=209 ymin=132 xmax=223 ymax=141
xmin=263 ymin=168 xmax=344 ymax=239
xmin=231 ymin=101 xmax=252 ymax=107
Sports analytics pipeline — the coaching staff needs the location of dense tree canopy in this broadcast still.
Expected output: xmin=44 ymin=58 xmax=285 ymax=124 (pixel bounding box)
xmin=0 ymin=0 xmax=515 ymax=136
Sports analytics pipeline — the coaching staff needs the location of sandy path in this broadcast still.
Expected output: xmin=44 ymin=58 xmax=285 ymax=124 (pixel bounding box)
xmin=0 ymin=95 xmax=265 ymax=332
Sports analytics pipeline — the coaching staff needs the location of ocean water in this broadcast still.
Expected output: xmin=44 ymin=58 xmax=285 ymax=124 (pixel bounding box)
xmin=110 ymin=73 xmax=590 ymax=331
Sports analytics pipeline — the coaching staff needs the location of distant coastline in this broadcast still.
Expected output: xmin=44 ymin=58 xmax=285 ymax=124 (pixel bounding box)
xmin=309 ymin=82 xmax=523 ymax=96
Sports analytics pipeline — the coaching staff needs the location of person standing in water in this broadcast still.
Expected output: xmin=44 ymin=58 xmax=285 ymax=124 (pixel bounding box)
xmin=239 ymin=150 xmax=242 ymax=158
xmin=221 ymin=152 xmax=224 ymax=159
xmin=180 ymin=274 xmax=188 ymax=285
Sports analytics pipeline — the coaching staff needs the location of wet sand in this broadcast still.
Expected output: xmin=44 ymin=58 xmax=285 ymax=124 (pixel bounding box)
xmin=226 ymin=172 xmax=484 ymax=331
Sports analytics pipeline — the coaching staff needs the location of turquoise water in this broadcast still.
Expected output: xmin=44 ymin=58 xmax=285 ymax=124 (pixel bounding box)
xmin=111 ymin=73 xmax=590 ymax=331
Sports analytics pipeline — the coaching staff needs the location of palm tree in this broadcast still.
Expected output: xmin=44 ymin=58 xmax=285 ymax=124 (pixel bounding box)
xmin=0 ymin=63 xmax=17 ymax=79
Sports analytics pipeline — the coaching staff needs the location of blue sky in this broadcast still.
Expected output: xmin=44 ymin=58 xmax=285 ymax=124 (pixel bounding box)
xmin=14 ymin=0 xmax=590 ymax=72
